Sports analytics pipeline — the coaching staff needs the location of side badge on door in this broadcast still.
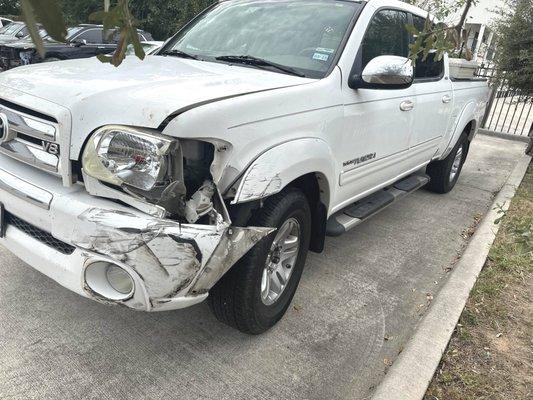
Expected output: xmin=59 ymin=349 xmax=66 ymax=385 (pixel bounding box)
xmin=343 ymin=152 xmax=376 ymax=168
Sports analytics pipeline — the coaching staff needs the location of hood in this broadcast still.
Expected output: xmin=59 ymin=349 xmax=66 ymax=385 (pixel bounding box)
xmin=0 ymin=56 xmax=311 ymax=156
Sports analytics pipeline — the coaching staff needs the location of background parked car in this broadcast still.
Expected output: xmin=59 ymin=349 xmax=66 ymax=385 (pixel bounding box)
xmin=0 ymin=22 xmax=29 ymax=45
xmin=0 ymin=24 xmax=153 ymax=70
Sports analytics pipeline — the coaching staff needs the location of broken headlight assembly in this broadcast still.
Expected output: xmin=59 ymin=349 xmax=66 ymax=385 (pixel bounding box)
xmin=82 ymin=125 xmax=217 ymax=223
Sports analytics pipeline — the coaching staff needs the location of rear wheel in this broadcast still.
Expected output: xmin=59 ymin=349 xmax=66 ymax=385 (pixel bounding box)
xmin=426 ymin=135 xmax=469 ymax=194
xmin=208 ymin=188 xmax=311 ymax=334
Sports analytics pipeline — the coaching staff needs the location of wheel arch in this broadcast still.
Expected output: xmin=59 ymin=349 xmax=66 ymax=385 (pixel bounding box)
xmin=442 ymin=100 xmax=479 ymax=159
xmin=228 ymin=138 xmax=335 ymax=253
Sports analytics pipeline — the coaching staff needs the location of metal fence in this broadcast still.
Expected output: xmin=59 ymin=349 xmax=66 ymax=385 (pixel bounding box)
xmin=475 ymin=64 xmax=532 ymax=137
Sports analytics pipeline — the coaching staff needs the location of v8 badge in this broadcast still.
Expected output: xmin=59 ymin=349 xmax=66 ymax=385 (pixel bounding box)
xmin=42 ymin=140 xmax=60 ymax=155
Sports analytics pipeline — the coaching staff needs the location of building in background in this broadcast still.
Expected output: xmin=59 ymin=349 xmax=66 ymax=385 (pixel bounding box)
xmin=451 ymin=0 xmax=505 ymax=63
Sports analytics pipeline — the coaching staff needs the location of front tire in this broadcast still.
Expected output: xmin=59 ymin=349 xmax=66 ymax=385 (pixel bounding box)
xmin=209 ymin=188 xmax=311 ymax=334
xmin=426 ymin=135 xmax=469 ymax=194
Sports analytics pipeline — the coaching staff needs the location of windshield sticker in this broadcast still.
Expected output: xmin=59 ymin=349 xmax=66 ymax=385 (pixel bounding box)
xmin=313 ymin=53 xmax=329 ymax=62
xmin=316 ymin=47 xmax=335 ymax=54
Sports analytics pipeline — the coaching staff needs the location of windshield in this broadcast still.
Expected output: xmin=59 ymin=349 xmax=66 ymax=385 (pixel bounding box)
xmin=162 ymin=0 xmax=361 ymax=78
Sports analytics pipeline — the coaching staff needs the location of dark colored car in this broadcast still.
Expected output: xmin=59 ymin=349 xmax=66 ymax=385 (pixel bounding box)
xmin=0 ymin=24 xmax=153 ymax=70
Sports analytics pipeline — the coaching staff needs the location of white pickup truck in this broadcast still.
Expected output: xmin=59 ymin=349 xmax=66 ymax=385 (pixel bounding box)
xmin=0 ymin=0 xmax=488 ymax=334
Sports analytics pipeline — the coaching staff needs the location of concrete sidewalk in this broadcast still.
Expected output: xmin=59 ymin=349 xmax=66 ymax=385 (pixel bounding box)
xmin=0 ymin=134 xmax=526 ymax=400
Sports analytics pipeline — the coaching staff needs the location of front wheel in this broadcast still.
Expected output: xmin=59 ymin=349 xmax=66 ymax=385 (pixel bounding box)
xmin=426 ymin=135 xmax=469 ymax=194
xmin=208 ymin=188 xmax=311 ymax=334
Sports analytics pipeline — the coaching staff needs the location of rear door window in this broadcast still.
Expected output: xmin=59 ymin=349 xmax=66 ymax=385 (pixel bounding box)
xmin=411 ymin=15 xmax=444 ymax=80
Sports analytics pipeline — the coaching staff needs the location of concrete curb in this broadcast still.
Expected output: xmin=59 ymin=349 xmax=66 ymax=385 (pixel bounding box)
xmin=478 ymin=129 xmax=530 ymax=144
xmin=370 ymin=153 xmax=532 ymax=400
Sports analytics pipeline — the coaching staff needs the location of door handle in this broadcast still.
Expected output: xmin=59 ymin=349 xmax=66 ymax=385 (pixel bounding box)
xmin=399 ymin=100 xmax=414 ymax=111
xmin=442 ymin=94 xmax=452 ymax=103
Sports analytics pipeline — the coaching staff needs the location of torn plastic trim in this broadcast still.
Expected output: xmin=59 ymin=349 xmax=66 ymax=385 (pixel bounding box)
xmin=190 ymin=225 xmax=275 ymax=294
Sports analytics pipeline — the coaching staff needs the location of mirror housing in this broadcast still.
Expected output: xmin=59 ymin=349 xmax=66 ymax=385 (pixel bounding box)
xmin=349 ymin=55 xmax=414 ymax=90
xmin=72 ymin=39 xmax=88 ymax=47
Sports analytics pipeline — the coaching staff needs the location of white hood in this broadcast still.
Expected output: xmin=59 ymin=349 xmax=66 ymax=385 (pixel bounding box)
xmin=0 ymin=56 xmax=310 ymax=155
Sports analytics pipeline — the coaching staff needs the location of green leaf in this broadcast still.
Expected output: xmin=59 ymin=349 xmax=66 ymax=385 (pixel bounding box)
xmin=19 ymin=0 xmax=45 ymax=57
xmin=91 ymin=0 xmax=145 ymax=67
xmin=405 ymin=24 xmax=419 ymax=36
xmin=22 ymin=0 xmax=67 ymax=42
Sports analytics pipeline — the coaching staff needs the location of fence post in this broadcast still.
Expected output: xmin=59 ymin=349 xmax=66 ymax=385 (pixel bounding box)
xmin=481 ymin=84 xmax=498 ymax=129
xmin=526 ymin=122 xmax=532 ymax=156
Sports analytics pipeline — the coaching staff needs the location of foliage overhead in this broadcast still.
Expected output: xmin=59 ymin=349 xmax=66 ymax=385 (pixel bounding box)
xmin=20 ymin=0 xmax=67 ymax=57
xmin=89 ymin=0 xmax=145 ymax=66
xmin=6 ymin=0 xmax=217 ymax=67
xmin=0 ymin=0 xmax=19 ymax=15
xmin=128 ymin=0 xmax=214 ymax=42
xmin=492 ymin=0 xmax=533 ymax=94
xmin=17 ymin=0 xmax=146 ymax=66
xmin=403 ymin=0 xmax=477 ymax=63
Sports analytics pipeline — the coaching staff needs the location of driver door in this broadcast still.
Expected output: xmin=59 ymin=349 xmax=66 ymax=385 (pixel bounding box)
xmin=338 ymin=9 xmax=416 ymax=207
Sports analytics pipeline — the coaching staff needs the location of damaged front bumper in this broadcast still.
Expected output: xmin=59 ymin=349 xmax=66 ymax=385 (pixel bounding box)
xmin=0 ymin=155 xmax=272 ymax=311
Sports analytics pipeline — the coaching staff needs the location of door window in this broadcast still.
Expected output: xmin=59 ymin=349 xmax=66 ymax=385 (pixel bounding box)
xmin=361 ymin=9 xmax=409 ymax=68
xmin=411 ymin=15 xmax=444 ymax=79
xmin=76 ymin=29 xmax=103 ymax=44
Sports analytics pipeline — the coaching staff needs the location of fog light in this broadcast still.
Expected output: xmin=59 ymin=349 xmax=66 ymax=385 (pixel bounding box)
xmin=85 ymin=261 xmax=134 ymax=300
xmin=106 ymin=265 xmax=134 ymax=294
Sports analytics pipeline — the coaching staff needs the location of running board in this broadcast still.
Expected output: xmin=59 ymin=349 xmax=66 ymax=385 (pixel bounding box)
xmin=326 ymin=173 xmax=430 ymax=237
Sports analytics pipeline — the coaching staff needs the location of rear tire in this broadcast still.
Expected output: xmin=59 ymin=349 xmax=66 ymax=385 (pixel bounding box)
xmin=208 ymin=188 xmax=311 ymax=334
xmin=426 ymin=134 xmax=469 ymax=194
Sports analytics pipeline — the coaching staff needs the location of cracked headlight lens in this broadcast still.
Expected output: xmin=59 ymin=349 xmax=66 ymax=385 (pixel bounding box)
xmin=82 ymin=126 xmax=176 ymax=191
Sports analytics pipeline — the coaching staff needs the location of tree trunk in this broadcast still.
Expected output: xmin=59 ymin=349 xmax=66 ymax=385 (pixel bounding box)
xmin=455 ymin=0 xmax=474 ymax=37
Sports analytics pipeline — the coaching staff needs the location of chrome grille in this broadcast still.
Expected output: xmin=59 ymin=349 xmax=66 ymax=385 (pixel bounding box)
xmin=0 ymin=104 xmax=61 ymax=175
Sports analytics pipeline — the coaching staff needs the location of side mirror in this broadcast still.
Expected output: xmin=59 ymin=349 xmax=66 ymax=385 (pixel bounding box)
xmin=73 ymin=39 xmax=87 ymax=47
xmin=349 ymin=55 xmax=414 ymax=90
xmin=15 ymin=32 xmax=24 ymax=38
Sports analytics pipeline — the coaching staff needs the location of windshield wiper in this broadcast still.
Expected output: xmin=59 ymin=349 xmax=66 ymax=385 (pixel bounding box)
xmin=160 ymin=49 xmax=200 ymax=60
xmin=215 ymin=55 xmax=306 ymax=77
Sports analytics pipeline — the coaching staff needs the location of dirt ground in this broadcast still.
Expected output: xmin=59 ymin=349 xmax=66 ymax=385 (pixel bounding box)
xmin=425 ymin=162 xmax=533 ymax=400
